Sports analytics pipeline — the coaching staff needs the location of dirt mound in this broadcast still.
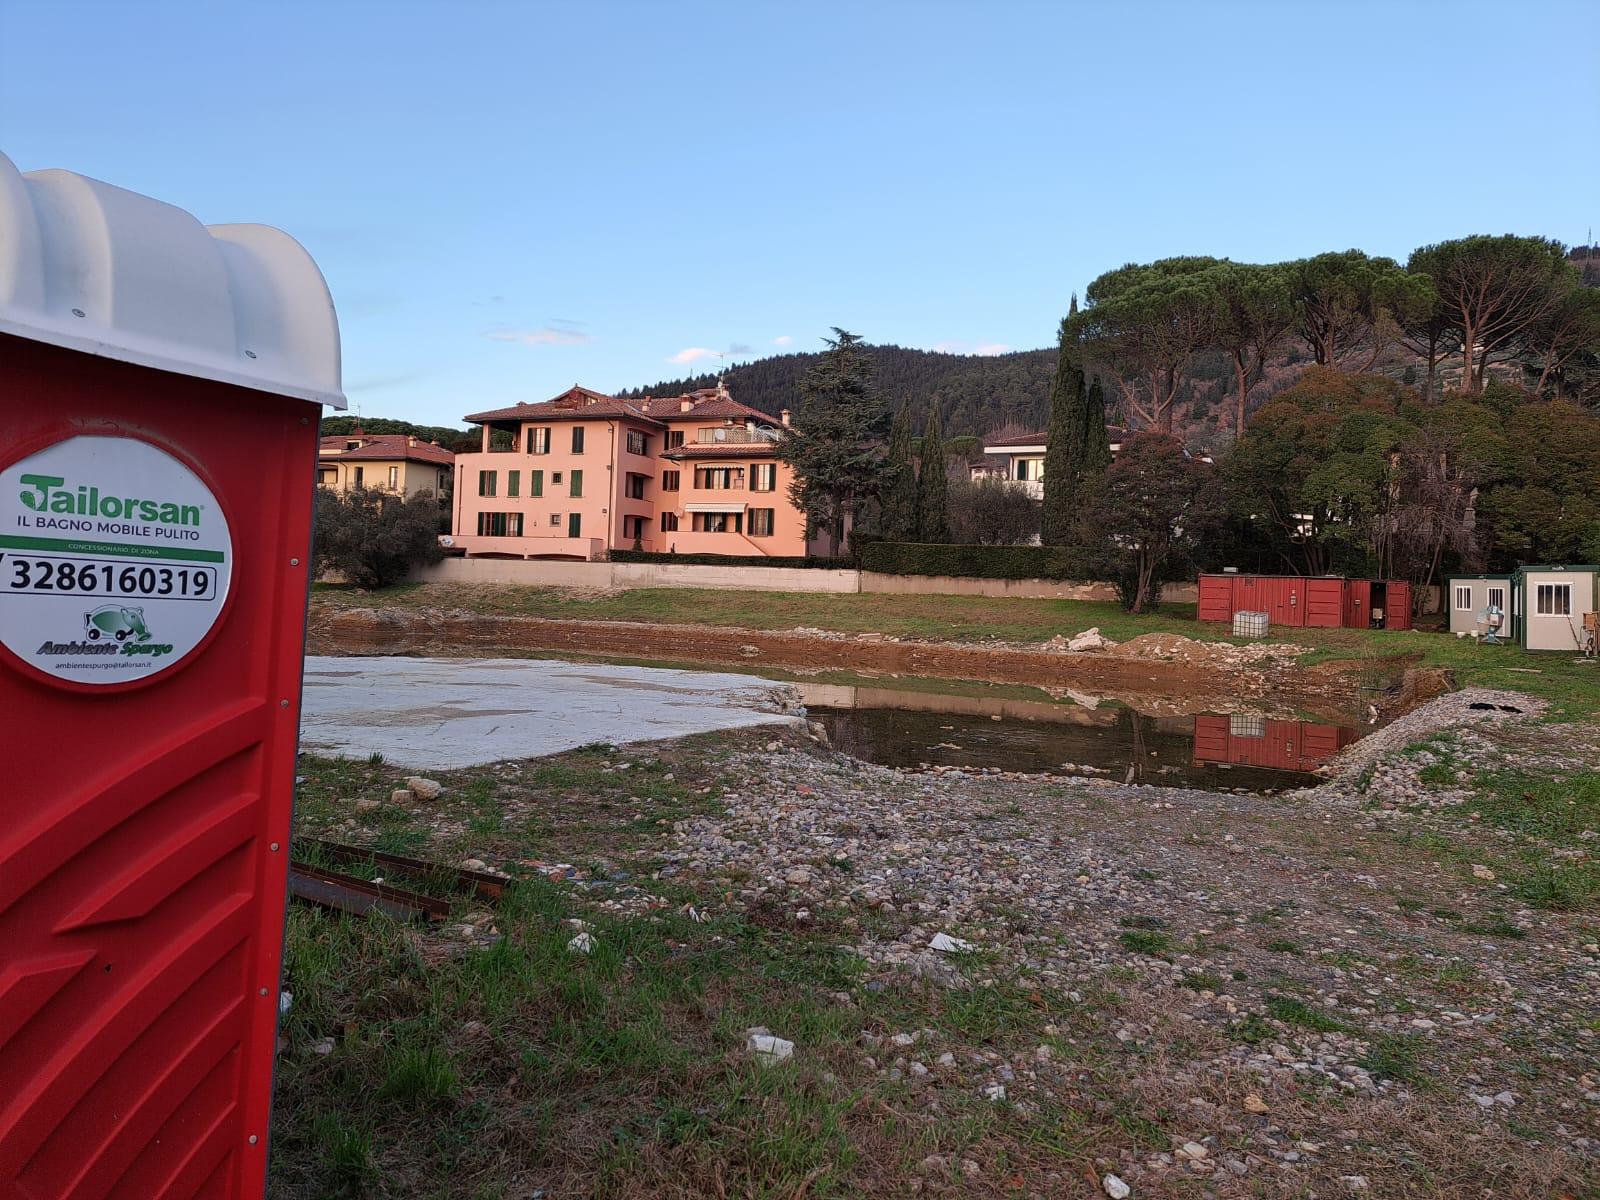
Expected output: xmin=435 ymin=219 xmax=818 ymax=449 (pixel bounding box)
xmin=1110 ymin=632 xmax=1308 ymax=667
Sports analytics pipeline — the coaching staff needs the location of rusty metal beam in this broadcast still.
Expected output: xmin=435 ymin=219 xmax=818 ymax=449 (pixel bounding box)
xmin=297 ymin=837 xmax=508 ymax=901
xmin=287 ymin=863 xmax=450 ymax=922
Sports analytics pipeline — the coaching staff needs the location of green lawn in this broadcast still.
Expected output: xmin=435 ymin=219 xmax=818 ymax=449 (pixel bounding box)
xmin=313 ymin=582 xmax=1600 ymax=719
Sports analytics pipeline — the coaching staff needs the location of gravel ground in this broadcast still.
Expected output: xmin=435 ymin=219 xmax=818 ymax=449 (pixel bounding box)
xmin=639 ymin=692 xmax=1600 ymax=1196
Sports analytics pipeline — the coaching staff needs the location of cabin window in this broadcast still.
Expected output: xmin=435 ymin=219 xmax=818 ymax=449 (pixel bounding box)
xmin=1454 ymin=586 xmax=1472 ymax=610
xmin=1487 ymin=586 xmax=1505 ymax=612
xmin=1536 ymin=583 xmax=1571 ymax=616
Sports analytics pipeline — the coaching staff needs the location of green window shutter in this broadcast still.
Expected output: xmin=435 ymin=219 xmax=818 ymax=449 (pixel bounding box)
xmin=507 ymin=470 xmax=520 ymax=498
xmin=570 ymin=469 xmax=583 ymax=497
xmin=530 ymin=470 xmax=543 ymax=497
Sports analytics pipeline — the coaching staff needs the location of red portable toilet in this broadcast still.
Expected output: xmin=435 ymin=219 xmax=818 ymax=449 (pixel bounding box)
xmin=0 ymin=153 xmax=342 ymax=1197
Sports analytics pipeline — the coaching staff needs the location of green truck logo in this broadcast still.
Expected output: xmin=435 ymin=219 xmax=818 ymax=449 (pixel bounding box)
xmin=84 ymin=605 xmax=153 ymax=643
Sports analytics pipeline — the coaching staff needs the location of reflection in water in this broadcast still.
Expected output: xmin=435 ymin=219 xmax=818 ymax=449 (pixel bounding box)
xmin=799 ymin=682 xmax=1357 ymax=792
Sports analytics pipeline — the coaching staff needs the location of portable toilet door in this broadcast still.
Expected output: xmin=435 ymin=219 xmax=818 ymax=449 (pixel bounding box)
xmin=0 ymin=153 xmax=342 ymax=1199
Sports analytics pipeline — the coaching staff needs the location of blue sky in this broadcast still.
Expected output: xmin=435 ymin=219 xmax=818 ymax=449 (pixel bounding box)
xmin=3 ymin=1 xmax=1595 ymax=427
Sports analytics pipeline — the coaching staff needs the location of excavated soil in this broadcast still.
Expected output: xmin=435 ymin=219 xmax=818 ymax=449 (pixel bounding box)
xmin=307 ymin=605 xmax=1371 ymax=721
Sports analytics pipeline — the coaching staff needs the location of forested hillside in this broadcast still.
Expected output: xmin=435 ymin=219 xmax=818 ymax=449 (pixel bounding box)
xmin=618 ymin=346 xmax=1060 ymax=441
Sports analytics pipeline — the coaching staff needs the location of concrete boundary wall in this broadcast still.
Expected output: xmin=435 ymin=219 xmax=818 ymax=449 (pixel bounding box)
xmin=411 ymin=556 xmax=859 ymax=593
xmin=409 ymin=555 xmax=1199 ymax=604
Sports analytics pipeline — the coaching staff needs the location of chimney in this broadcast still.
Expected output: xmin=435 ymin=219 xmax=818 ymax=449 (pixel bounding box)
xmin=780 ymin=409 xmax=792 ymax=427
xmin=408 ymin=436 xmax=417 ymax=447
xmin=680 ymin=399 xmax=693 ymax=413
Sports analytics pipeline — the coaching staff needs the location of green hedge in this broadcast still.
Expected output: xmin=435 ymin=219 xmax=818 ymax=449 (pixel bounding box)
xmin=859 ymin=541 xmax=1093 ymax=581
xmin=608 ymin=549 xmax=852 ymax=570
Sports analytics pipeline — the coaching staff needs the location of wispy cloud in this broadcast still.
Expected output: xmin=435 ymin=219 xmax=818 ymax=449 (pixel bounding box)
xmin=933 ymin=339 xmax=1012 ymax=357
xmin=486 ymin=323 xmax=591 ymax=347
xmin=728 ymin=343 xmax=752 ymax=356
xmin=667 ymin=347 xmax=722 ymax=365
xmin=772 ymin=335 xmax=794 ymax=347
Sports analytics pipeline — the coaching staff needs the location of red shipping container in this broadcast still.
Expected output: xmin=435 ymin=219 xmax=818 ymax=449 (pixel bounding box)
xmin=0 ymin=155 xmax=341 ymax=1199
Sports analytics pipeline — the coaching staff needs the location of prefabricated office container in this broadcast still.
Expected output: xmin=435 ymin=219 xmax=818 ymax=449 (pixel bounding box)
xmin=0 ymin=151 xmax=342 ymax=1199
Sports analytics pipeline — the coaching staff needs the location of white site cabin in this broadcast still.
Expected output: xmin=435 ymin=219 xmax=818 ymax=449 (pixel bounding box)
xmin=1449 ymin=566 xmax=1598 ymax=652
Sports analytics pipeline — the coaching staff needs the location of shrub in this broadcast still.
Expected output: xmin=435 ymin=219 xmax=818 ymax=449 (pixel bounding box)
xmin=860 ymin=541 xmax=1092 ymax=580
xmin=313 ymin=487 xmax=446 ymax=588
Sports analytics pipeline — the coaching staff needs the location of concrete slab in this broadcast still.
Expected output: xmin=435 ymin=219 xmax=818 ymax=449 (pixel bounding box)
xmin=299 ymin=655 xmax=801 ymax=769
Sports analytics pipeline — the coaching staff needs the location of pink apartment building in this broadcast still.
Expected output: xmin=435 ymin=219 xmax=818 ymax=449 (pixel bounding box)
xmin=450 ymin=384 xmax=813 ymax=559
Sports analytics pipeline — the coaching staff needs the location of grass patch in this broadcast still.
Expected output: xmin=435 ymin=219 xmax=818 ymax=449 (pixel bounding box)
xmin=1265 ymin=996 xmax=1348 ymax=1033
xmin=1462 ymin=916 xmax=1526 ymax=939
xmin=1118 ymin=929 xmax=1172 ymax=956
xmin=1360 ymin=1033 xmax=1424 ymax=1082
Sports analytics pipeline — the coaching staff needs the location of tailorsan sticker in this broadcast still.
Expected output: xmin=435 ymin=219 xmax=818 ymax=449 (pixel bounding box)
xmin=0 ymin=435 xmax=233 ymax=685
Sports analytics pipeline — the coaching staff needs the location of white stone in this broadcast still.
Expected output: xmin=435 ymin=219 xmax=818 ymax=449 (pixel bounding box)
xmin=389 ymin=788 xmax=414 ymax=805
xmin=748 ymin=1033 xmax=795 ymax=1066
xmin=929 ymin=931 xmax=975 ymax=954
xmin=1103 ymin=1174 xmax=1132 ymax=1199
xmin=1178 ymin=1141 xmax=1209 ymax=1161
xmin=567 ymin=932 xmax=596 ymax=954
xmin=982 ymin=1082 xmax=1007 ymax=1102
xmin=405 ymin=776 xmax=443 ymax=800
xmin=311 ymin=1037 xmax=334 ymax=1055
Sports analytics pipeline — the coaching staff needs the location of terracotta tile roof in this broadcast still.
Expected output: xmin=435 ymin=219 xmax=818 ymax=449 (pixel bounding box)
xmin=465 ymin=385 xmax=784 ymax=429
xmin=318 ymin=433 xmax=455 ymax=465
xmin=662 ymin=441 xmax=781 ymax=460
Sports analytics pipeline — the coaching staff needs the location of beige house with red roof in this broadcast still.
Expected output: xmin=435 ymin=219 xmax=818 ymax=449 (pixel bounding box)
xmin=318 ymin=432 xmax=455 ymax=498
xmin=451 ymin=383 xmax=809 ymax=560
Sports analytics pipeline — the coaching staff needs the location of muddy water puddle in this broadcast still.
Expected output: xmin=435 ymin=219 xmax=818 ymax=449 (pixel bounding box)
xmin=792 ymin=681 xmax=1360 ymax=791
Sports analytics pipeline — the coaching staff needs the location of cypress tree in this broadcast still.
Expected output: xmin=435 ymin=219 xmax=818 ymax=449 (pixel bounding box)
xmin=1041 ymin=303 xmax=1087 ymax=545
xmin=1082 ymin=375 xmax=1112 ymax=476
xmin=918 ymin=408 xmax=950 ymax=543
xmin=881 ymin=403 xmax=920 ymax=542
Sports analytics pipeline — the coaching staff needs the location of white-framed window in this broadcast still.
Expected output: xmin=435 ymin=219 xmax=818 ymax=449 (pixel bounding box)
xmin=1536 ymin=583 xmax=1571 ymax=616
xmin=388 ymin=465 xmax=399 ymax=488
xmin=1454 ymin=585 xmax=1472 ymax=611
xmin=549 ymin=513 xmax=562 ymax=527
xmin=1487 ymin=586 xmax=1505 ymax=612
